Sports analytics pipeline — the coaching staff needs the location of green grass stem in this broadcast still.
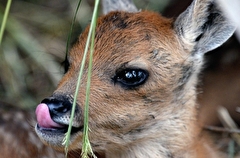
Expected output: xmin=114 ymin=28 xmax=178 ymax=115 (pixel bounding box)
xmin=65 ymin=0 xmax=82 ymax=55
xmin=63 ymin=0 xmax=99 ymax=157
xmin=81 ymin=1 xmax=99 ymax=157
xmin=0 ymin=0 xmax=12 ymax=45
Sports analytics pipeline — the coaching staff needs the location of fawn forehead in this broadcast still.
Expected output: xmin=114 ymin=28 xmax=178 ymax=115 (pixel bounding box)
xmin=70 ymin=11 xmax=178 ymax=70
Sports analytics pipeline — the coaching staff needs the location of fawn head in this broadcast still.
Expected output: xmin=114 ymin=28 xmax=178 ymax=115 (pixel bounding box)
xmin=35 ymin=0 xmax=235 ymax=156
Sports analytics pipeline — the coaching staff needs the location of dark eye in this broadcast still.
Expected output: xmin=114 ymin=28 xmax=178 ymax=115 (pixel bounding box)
xmin=113 ymin=68 xmax=149 ymax=88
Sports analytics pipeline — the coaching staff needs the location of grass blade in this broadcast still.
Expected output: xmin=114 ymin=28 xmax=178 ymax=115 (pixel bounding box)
xmin=81 ymin=1 xmax=99 ymax=157
xmin=0 ymin=0 xmax=12 ymax=45
xmin=63 ymin=0 xmax=99 ymax=157
xmin=65 ymin=0 xmax=82 ymax=55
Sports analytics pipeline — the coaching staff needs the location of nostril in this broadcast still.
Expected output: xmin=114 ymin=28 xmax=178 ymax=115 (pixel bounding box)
xmin=55 ymin=104 xmax=69 ymax=113
xmin=41 ymin=96 xmax=72 ymax=117
xmin=41 ymin=97 xmax=55 ymax=104
xmin=49 ymin=102 xmax=70 ymax=115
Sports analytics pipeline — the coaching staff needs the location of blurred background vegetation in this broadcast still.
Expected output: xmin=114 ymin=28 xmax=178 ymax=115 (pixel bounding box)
xmin=0 ymin=0 xmax=175 ymax=109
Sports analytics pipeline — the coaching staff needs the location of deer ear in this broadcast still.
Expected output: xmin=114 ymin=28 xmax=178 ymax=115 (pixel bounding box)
xmin=102 ymin=0 xmax=138 ymax=15
xmin=174 ymin=0 xmax=236 ymax=55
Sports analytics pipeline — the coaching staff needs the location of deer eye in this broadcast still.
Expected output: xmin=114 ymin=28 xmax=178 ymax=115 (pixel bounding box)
xmin=113 ymin=68 xmax=149 ymax=88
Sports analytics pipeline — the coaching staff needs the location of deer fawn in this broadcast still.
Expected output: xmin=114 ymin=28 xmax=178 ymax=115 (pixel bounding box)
xmin=35 ymin=0 xmax=236 ymax=157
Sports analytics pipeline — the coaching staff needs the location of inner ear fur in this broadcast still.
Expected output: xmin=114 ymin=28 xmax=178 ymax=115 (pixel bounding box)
xmin=174 ymin=0 xmax=236 ymax=55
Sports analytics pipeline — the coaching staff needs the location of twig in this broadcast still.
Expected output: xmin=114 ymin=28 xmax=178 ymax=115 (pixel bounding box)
xmin=218 ymin=106 xmax=240 ymax=146
xmin=204 ymin=125 xmax=240 ymax=134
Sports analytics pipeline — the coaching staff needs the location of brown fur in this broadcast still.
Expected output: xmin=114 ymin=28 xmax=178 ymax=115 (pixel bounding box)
xmin=35 ymin=0 xmax=236 ymax=157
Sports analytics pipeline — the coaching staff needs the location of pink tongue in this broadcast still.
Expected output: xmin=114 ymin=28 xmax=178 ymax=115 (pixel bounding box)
xmin=35 ymin=103 xmax=64 ymax=128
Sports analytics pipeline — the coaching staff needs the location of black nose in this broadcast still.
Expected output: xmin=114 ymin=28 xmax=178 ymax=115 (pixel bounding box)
xmin=41 ymin=95 xmax=73 ymax=118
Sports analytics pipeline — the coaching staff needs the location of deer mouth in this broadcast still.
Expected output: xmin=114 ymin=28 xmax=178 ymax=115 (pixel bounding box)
xmin=35 ymin=103 xmax=83 ymax=146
